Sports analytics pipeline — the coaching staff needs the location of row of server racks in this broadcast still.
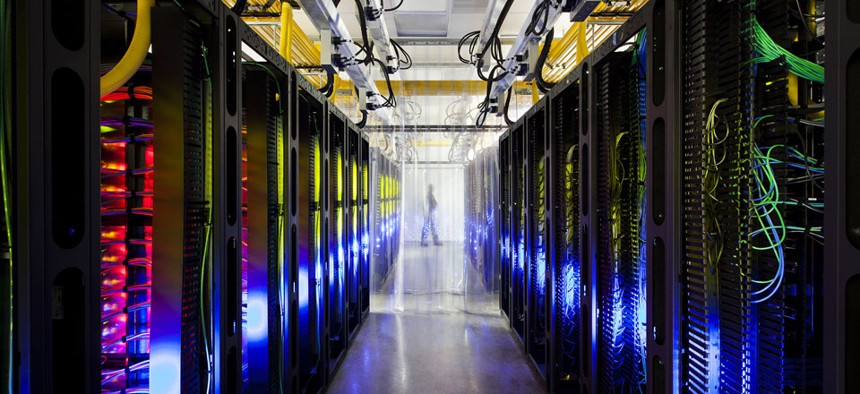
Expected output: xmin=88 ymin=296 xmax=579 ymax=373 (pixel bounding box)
xmin=370 ymin=153 xmax=401 ymax=291
xmin=499 ymin=0 xmax=860 ymax=393
xmin=465 ymin=147 xmax=500 ymax=296
xmin=0 ymin=0 xmax=402 ymax=392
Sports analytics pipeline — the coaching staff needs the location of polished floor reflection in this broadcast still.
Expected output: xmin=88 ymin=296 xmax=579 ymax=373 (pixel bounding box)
xmin=327 ymin=312 xmax=545 ymax=394
xmin=328 ymin=243 xmax=544 ymax=394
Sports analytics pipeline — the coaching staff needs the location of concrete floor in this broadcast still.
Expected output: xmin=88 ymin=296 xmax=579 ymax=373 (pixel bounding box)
xmin=327 ymin=243 xmax=545 ymax=394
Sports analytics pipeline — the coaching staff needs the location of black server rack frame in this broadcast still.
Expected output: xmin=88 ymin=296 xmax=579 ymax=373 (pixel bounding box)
xmin=509 ymin=117 xmax=528 ymax=345
xmin=644 ymin=0 xmax=679 ymax=392
xmin=545 ymin=63 xmax=585 ymax=394
xmin=675 ymin=0 xmax=826 ymax=392
xmin=370 ymin=151 xmax=400 ymax=292
xmin=290 ymin=61 xmax=328 ymax=394
xmin=237 ymin=17 xmax=301 ymax=394
xmin=589 ymin=13 xmax=649 ymax=394
xmin=326 ymin=107 xmax=348 ymax=377
xmin=239 ymin=35 xmax=290 ymax=393
xmin=13 ymin=0 xmax=101 ymax=391
xmin=359 ymin=135 xmax=371 ymax=319
xmin=583 ymin=6 xmax=651 ymax=394
xmin=150 ymin=6 xmax=217 ymax=393
xmin=824 ymin=0 xmax=859 ymax=393
xmin=499 ymin=130 xmax=512 ymax=323
xmin=524 ymin=97 xmax=550 ymax=381
xmin=345 ymin=124 xmax=362 ymax=340
xmin=216 ymin=6 xmax=244 ymax=393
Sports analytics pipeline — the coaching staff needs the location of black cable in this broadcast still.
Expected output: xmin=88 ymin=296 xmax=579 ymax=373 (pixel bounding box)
xmin=535 ymin=28 xmax=556 ymax=93
xmin=384 ymin=0 xmax=404 ymax=12
xmin=371 ymin=58 xmax=396 ymax=107
xmin=478 ymin=0 xmax=515 ymax=66
xmin=526 ymin=0 xmax=553 ymax=36
xmin=322 ymin=70 xmax=335 ymax=97
xmin=476 ymin=66 xmax=506 ymax=127
xmin=390 ymin=39 xmax=412 ymax=70
xmin=354 ymin=0 xmax=374 ymax=65
xmin=458 ymin=31 xmax=481 ymax=64
xmin=232 ymin=0 xmax=247 ymax=14
xmin=503 ymin=87 xmax=515 ymax=126
xmin=357 ymin=110 xmax=368 ymax=128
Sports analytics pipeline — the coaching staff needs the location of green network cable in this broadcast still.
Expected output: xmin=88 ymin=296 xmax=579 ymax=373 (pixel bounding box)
xmin=703 ymin=99 xmax=728 ymax=270
xmin=751 ymin=19 xmax=824 ymax=83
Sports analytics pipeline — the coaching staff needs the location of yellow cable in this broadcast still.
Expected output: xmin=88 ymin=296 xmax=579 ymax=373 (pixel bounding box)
xmin=99 ymin=0 xmax=155 ymax=97
xmin=279 ymin=3 xmax=293 ymax=62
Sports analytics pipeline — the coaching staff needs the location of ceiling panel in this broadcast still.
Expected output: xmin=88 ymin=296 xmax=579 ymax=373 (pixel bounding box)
xmin=451 ymin=0 xmax=489 ymax=14
xmin=394 ymin=13 xmax=450 ymax=37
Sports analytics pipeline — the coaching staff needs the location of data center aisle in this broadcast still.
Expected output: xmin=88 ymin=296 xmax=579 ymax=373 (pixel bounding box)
xmin=327 ymin=243 xmax=544 ymax=394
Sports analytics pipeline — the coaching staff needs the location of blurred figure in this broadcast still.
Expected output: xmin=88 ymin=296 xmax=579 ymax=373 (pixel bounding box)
xmin=421 ymin=184 xmax=442 ymax=246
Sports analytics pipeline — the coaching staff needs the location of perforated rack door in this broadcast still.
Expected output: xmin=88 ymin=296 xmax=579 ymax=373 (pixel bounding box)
xmin=150 ymin=7 xmax=213 ymax=393
xmin=546 ymin=75 xmax=583 ymax=394
xmin=243 ymin=67 xmax=285 ymax=392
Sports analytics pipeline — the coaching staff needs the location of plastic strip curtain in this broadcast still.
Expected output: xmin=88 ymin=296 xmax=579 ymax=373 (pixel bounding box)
xmin=335 ymin=56 xmax=529 ymax=315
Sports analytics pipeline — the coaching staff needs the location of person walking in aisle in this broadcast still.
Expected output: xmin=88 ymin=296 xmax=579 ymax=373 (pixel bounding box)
xmin=421 ymin=184 xmax=442 ymax=246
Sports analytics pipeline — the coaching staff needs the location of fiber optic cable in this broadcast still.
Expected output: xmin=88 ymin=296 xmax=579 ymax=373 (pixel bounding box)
xmin=750 ymin=19 xmax=824 ymax=83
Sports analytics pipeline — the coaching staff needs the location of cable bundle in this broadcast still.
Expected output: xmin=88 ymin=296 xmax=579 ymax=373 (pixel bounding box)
xmin=99 ymin=85 xmax=155 ymax=393
xmin=751 ymin=19 xmax=824 ymax=83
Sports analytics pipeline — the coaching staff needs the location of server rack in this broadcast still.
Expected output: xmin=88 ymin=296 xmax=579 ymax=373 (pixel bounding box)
xmin=525 ymin=100 xmax=550 ymax=380
xmin=346 ymin=126 xmax=362 ymax=338
xmin=326 ymin=108 xmax=348 ymax=376
xmin=464 ymin=145 xmax=500 ymax=303
xmin=370 ymin=152 xmax=400 ymax=291
xmin=240 ymin=39 xmax=290 ymax=393
xmin=590 ymin=17 xmax=649 ymax=394
xmin=674 ymin=0 xmax=825 ymax=392
xmin=360 ymin=136 xmax=371 ymax=316
xmin=290 ymin=68 xmax=327 ymax=394
xmin=510 ymin=119 xmax=527 ymax=343
xmin=499 ymin=131 xmax=512 ymax=321
xmin=545 ymin=65 xmax=583 ymax=394
xmin=824 ymin=0 xmax=860 ymax=392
